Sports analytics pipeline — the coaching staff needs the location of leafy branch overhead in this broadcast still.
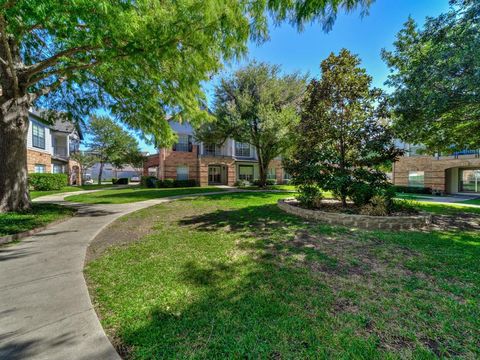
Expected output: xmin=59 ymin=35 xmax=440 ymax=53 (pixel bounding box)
xmin=382 ymin=0 xmax=480 ymax=152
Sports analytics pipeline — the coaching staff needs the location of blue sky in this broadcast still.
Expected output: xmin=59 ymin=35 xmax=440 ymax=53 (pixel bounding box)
xmin=138 ymin=0 xmax=451 ymax=153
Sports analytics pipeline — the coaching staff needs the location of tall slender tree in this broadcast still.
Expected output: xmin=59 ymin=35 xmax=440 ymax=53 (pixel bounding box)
xmin=0 ymin=0 xmax=372 ymax=212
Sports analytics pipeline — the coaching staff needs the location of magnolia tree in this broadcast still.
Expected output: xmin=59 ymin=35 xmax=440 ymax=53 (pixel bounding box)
xmin=196 ymin=62 xmax=306 ymax=187
xmin=284 ymin=49 xmax=402 ymax=208
xmin=0 ymin=0 xmax=372 ymax=212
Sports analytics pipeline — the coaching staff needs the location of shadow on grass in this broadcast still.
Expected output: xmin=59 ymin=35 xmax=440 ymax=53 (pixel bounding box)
xmin=96 ymin=197 xmax=480 ymax=358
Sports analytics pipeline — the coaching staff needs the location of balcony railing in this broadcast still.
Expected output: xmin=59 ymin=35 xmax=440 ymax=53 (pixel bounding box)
xmin=172 ymin=143 xmax=193 ymax=152
xmin=439 ymin=149 xmax=480 ymax=159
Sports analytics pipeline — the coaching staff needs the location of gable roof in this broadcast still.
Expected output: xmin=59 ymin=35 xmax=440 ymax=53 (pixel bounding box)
xmin=29 ymin=109 xmax=84 ymax=140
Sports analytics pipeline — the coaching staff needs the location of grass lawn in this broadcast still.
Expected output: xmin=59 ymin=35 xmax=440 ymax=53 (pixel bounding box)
xmin=65 ymin=186 xmax=227 ymax=204
xmin=0 ymin=203 xmax=74 ymax=236
xmin=239 ymin=184 xmax=297 ymax=191
xmin=30 ymin=184 xmax=116 ymax=199
xmin=462 ymin=198 xmax=480 ymax=206
xmin=411 ymin=201 xmax=480 ymax=215
xmin=86 ymin=192 xmax=479 ymax=359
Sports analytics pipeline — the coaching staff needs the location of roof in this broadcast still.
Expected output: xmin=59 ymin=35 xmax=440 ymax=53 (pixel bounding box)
xmin=29 ymin=109 xmax=84 ymax=140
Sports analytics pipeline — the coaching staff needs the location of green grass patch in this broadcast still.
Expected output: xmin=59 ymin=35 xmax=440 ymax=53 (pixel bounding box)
xmin=0 ymin=203 xmax=74 ymax=236
xmin=411 ymin=201 xmax=480 ymax=215
xmin=462 ymin=198 xmax=480 ymax=206
xmin=65 ymin=186 xmax=227 ymax=204
xmin=30 ymin=184 xmax=116 ymax=199
xmin=86 ymin=192 xmax=480 ymax=358
xmin=239 ymin=184 xmax=297 ymax=191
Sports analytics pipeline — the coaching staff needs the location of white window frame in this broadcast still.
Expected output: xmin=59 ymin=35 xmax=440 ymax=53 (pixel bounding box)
xmin=35 ymin=164 xmax=46 ymax=173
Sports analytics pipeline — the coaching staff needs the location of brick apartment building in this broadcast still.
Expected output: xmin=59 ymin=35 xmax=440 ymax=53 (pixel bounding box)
xmin=27 ymin=110 xmax=83 ymax=184
xmin=393 ymin=142 xmax=480 ymax=194
xmin=144 ymin=121 xmax=289 ymax=186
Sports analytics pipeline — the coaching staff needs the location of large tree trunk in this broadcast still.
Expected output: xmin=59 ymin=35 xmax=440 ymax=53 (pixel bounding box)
xmin=0 ymin=104 xmax=31 ymax=212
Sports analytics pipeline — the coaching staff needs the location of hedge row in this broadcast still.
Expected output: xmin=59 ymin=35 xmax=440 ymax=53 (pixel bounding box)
xmin=112 ymin=178 xmax=129 ymax=185
xmin=28 ymin=173 xmax=68 ymax=191
xmin=140 ymin=176 xmax=197 ymax=188
xmin=393 ymin=185 xmax=432 ymax=194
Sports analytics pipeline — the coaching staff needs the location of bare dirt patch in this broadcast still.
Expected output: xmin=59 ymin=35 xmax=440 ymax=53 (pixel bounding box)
xmin=431 ymin=213 xmax=480 ymax=231
xmin=86 ymin=212 xmax=160 ymax=263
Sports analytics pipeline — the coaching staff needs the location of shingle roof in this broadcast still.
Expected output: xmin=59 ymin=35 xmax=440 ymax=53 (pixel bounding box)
xmin=29 ymin=109 xmax=83 ymax=140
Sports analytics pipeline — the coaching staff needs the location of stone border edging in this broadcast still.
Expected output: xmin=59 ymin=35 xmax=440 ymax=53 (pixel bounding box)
xmin=278 ymin=199 xmax=431 ymax=230
xmin=0 ymin=213 xmax=75 ymax=245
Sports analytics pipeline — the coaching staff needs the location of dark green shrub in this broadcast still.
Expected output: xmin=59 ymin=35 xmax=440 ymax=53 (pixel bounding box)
xmin=234 ymin=180 xmax=250 ymax=187
xmin=115 ymin=178 xmax=129 ymax=185
xmin=112 ymin=178 xmax=118 ymax=184
xmin=173 ymin=179 xmax=197 ymax=187
xmin=156 ymin=179 xmax=175 ymax=188
xmin=252 ymin=179 xmax=277 ymax=186
xmin=349 ymin=182 xmax=375 ymax=206
xmin=141 ymin=176 xmax=157 ymax=188
xmin=393 ymin=185 xmax=431 ymax=194
xmin=28 ymin=173 xmax=68 ymax=191
xmin=296 ymin=184 xmax=323 ymax=209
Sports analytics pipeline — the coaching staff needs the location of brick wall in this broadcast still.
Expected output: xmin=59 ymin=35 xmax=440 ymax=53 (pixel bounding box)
xmin=27 ymin=149 xmax=52 ymax=174
xmin=199 ymin=157 xmax=236 ymax=186
xmin=393 ymin=155 xmax=480 ymax=192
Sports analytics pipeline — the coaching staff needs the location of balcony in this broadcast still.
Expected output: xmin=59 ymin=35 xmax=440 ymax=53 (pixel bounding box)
xmin=53 ymin=145 xmax=68 ymax=157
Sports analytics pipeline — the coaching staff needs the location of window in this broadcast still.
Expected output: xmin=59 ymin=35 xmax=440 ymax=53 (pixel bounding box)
xmin=235 ymin=142 xmax=251 ymax=157
xmin=53 ymin=164 xmax=64 ymax=174
xmin=35 ymin=164 xmax=46 ymax=173
xmin=238 ymin=165 xmax=254 ymax=181
xmin=283 ymin=171 xmax=291 ymax=181
xmin=148 ymin=167 xmax=158 ymax=177
xmin=32 ymin=122 xmax=45 ymax=149
xmin=173 ymin=134 xmax=192 ymax=152
xmin=204 ymin=143 xmax=217 ymax=156
xmin=176 ymin=165 xmax=189 ymax=181
xmin=267 ymin=167 xmax=276 ymax=180
xmin=408 ymin=171 xmax=424 ymax=187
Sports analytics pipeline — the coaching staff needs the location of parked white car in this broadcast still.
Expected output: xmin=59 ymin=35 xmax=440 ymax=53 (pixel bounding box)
xmin=130 ymin=175 xmax=141 ymax=182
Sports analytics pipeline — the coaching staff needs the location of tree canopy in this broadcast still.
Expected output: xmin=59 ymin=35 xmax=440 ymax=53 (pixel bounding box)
xmin=1 ymin=0 xmax=373 ymax=142
xmin=196 ymin=62 xmax=306 ymax=187
xmin=382 ymin=0 xmax=480 ymax=153
xmin=0 ymin=0 xmax=372 ymax=211
xmin=284 ymin=49 xmax=401 ymax=207
xmin=87 ymin=116 xmax=142 ymax=184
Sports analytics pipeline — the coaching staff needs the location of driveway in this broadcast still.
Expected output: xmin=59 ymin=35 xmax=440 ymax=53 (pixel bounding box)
xmin=0 ymin=189 xmax=230 ymax=360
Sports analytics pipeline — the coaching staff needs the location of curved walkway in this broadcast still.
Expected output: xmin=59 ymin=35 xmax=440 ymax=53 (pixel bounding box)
xmin=0 ymin=189 xmax=231 ymax=360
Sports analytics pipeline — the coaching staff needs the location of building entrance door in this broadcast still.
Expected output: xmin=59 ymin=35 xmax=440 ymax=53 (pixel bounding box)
xmin=208 ymin=166 xmax=222 ymax=184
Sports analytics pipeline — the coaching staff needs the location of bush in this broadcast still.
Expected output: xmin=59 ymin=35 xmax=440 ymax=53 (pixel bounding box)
xmin=234 ymin=179 xmax=251 ymax=187
xmin=28 ymin=173 xmax=68 ymax=191
xmin=141 ymin=176 xmax=157 ymax=188
xmin=111 ymin=178 xmax=117 ymax=184
xmin=359 ymin=195 xmax=389 ymax=216
xmin=156 ymin=179 xmax=175 ymax=188
xmin=296 ymin=184 xmax=323 ymax=209
xmin=349 ymin=182 xmax=375 ymax=206
xmin=115 ymin=178 xmax=129 ymax=185
xmin=252 ymin=179 xmax=277 ymax=186
xmin=393 ymin=185 xmax=431 ymax=194
xmin=173 ymin=179 xmax=197 ymax=187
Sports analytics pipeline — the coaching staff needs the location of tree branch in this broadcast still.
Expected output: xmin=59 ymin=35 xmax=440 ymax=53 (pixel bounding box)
xmin=29 ymin=76 xmax=67 ymax=101
xmin=24 ymin=44 xmax=98 ymax=77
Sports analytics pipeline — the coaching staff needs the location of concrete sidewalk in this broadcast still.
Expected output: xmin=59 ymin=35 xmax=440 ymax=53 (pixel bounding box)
xmin=0 ymin=189 xmax=230 ymax=360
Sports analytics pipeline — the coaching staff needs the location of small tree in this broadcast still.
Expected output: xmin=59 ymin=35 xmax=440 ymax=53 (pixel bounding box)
xmin=88 ymin=116 xmax=141 ymax=184
xmin=70 ymin=151 xmax=98 ymax=185
xmin=124 ymin=150 xmax=148 ymax=177
xmin=284 ymin=49 xmax=402 ymax=208
xmin=196 ymin=62 xmax=306 ymax=187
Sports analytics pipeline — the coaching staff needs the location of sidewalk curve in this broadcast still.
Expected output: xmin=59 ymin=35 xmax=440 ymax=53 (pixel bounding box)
xmin=0 ymin=189 xmax=231 ymax=360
